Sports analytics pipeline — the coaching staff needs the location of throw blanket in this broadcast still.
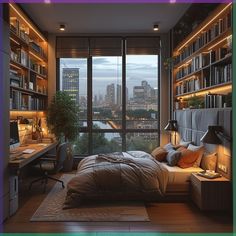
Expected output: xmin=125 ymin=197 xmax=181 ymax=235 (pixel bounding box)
xmin=64 ymin=151 xmax=168 ymax=208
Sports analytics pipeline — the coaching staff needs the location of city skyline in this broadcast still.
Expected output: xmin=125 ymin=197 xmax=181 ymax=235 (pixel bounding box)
xmin=60 ymin=55 xmax=158 ymax=98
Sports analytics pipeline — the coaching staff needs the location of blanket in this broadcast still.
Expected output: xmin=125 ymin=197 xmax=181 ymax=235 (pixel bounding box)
xmin=64 ymin=151 xmax=168 ymax=208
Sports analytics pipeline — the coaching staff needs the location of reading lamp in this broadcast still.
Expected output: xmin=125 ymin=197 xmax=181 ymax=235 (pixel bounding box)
xmin=200 ymin=125 xmax=231 ymax=144
xmin=164 ymin=120 xmax=178 ymax=145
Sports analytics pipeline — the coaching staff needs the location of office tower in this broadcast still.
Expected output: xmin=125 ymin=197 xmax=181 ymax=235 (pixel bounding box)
xmin=62 ymin=68 xmax=80 ymax=104
xmin=106 ymin=83 xmax=115 ymax=106
xmin=116 ymin=84 xmax=122 ymax=106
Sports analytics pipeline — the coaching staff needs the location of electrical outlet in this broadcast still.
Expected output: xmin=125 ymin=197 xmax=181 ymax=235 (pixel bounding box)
xmin=218 ymin=163 xmax=227 ymax=173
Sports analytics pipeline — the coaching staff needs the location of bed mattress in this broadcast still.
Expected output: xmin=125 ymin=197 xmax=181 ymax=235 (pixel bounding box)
xmin=160 ymin=162 xmax=203 ymax=195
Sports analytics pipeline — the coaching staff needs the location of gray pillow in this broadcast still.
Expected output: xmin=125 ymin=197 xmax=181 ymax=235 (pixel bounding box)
xmin=166 ymin=150 xmax=181 ymax=166
xmin=164 ymin=143 xmax=175 ymax=151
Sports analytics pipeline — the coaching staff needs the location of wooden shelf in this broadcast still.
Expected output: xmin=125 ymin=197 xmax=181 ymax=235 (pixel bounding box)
xmin=175 ymin=53 xmax=232 ymax=83
xmin=174 ymin=29 xmax=232 ymax=69
xmin=9 ymin=3 xmax=48 ymax=113
xmin=10 ymin=85 xmax=47 ymax=97
xmin=175 ymin=81 xmax=232 ymax=99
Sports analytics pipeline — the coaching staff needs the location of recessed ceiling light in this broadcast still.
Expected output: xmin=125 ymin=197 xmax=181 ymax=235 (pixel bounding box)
xmin=59 ymin=24 xmax=65 ymax=31
xmin=153 ymin=24 xmax=159 ymax=31
xmin=44 ymin=0 xmax=51 ymax=3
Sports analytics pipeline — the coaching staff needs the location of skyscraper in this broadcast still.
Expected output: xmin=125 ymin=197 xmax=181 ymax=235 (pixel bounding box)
xmin=116 ymin=84 xmax=122 ymax=106
xmin=105 ymin=83 xmax=115 ymax=106
xmin=62 ymin=68 xmax=80 ymax=103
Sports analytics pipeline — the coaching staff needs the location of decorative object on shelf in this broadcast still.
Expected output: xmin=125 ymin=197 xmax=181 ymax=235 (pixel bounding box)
xmin=187 ymin=95 xmax=204 ymax=109
xmin=47 ymin=91 xmax=79 ymax=172
xmin=200 ymin=125 xmax=231 ymax=144
xmin=164 ymin=120 xmax=178 ymax=145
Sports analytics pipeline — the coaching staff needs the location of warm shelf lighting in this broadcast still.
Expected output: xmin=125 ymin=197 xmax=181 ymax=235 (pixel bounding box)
xmin=177 ymin=84 xmax=232 ymax=99
xmin=9 ymin=4 xmax=46 ymax=42
xmin=176 ymin=3 xmax=232 ymax=52
xmin=10 ymin=63 xmax=23 ymax=71
xmin=208 ymin=34 xmax=232 ymax=50
xmin=10 ymin=37 xmax=20 ymax=45
xmin=29 ymin=51 xmax=44 ymax=62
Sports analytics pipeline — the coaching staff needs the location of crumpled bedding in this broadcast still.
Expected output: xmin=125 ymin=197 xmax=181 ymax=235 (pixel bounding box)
xmin=64 ymin=151 xmax=168 ymax=208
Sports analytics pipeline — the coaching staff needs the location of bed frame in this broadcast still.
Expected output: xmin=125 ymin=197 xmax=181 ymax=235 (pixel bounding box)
xmin=174 ymin=108 xmax=232 ymax=180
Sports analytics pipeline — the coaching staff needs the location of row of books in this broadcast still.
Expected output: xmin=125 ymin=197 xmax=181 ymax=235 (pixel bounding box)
xmin=10 ymin=17 xmax=29 ymax=44
xmin=29 ymin=41 xmax=47 ymax=59
xmin=10 ymin=90 xmax=46 ymax=110
xmin=174 ymin=10 xmax=231 ymax=65
xmin=10 ymin=70 xmax=27 ymax=88
xmin=30 ymin=59 xmax=47 ymax=76
xmin=204 ymin=94 xmax=226 ymax=109
xmin=211 ymin=63 xmax=232 ymax=86
xmin=10 ymin=49 xmax=28 ymax=67
xmin=176 ymin=48 xmax=231 ymax=80
xmin=176 ymin=77 xmax=201 ymax=95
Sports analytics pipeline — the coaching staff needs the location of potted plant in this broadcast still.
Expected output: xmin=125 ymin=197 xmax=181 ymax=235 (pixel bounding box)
xmin=47 ymin=91 xmax=79 ymax=172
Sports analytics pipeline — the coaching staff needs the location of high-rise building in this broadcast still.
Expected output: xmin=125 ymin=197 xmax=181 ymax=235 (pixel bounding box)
xmin=116 ymin=84 xmax=122 ymax=106
xmin=105 ymin=83 xmax=115 ymax=106
xmin=62 ymin=68 xmax=80 ymax=103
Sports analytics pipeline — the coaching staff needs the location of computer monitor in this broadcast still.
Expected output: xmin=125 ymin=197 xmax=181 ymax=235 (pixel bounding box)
xmin=10 ymin=120 xmax=20 ymax=149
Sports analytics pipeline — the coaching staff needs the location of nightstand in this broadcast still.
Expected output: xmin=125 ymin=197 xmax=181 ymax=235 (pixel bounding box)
xmin=190 ymin=173 xmax=231 ymax=210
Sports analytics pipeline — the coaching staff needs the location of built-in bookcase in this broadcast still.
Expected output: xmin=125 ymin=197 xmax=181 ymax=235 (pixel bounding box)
xmin=173 ymin=3 xmax=232 ymax=110
xmin=9 ymin=3 xmax=48 ymax=112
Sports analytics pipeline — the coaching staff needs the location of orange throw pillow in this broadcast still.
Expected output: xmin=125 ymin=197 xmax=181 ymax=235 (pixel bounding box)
xmin=177 ymin=148 xmax=200 ymax=168
xmin=151 ymin=147 xmax=168 ymax=162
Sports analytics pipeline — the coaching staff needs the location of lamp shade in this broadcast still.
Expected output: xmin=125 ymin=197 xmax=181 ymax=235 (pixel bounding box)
xmin=164 ymin=120 xmax=178 ymax=131
xmin=200 ymin=126 xmax=222 ymax=144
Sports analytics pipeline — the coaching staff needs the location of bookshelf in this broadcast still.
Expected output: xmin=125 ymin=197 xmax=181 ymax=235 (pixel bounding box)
xmin=9 ymin=3 xmax=48 ymax=112
xmin=172 ymin=3 xmax=232 ymax=110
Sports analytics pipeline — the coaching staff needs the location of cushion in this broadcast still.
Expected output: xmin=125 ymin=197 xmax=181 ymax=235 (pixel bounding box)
xmin=179 ymin=139 xmax=192 ymax=148
xmin=187 ymin=144 xmax=204 ymax=167
xmin=166 ymin=150 xmax=181 ymax=166
xmin=151 ymin=147 xmax=168 ymax=162
xmin=200 ymin=152 xmax=217 ymax=171
xmin=177 ymin=148 xmax=202 ymax=168
xmin=164 ymin=143 xmax=175 ymax=151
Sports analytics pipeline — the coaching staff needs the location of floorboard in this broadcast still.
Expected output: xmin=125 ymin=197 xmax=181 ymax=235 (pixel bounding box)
xmin=3 ymin=172 xmax=233 ymax=233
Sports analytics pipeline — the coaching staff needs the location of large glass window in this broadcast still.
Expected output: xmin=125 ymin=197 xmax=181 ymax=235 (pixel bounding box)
xmin=58 ymin=37 xmax=160 ymax=155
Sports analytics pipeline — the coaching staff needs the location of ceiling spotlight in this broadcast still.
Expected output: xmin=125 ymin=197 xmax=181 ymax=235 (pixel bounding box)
xmin=59 ymin=24 xmax=65 ymax=31
xmin=153 ymin=24 xmax=159 ymax=31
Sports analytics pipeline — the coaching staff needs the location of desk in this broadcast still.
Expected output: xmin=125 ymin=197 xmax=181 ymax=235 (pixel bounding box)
xmin=9 ymin=141 xmax=58 ymax=171
xmin=8 ymin=141 xmax=58 ymax=216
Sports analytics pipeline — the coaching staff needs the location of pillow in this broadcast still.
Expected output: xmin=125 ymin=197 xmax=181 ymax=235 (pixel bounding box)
xmin=187 ymin=144 xmax=204 ymax=167
xmin=166 ymin=150 xmax=181 ymax=166
xmin=200 ymin=152 xmax=217 ymax=171
xmin=151 ymin=147 xmax=168 ymax=162
xmin=164 ymin=143 xmax=175 ymax=151
xmin=179 ymin=139 xmax=192 ymax=148
xmin=177 ymin=148 xmax=202 ymax=168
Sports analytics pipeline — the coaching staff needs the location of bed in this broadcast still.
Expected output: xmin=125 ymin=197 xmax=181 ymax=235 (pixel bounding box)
xmin=64 ymin=150 xmax=203 ymax=208
xmin=64 ymin=108 xmax=231 ymax=207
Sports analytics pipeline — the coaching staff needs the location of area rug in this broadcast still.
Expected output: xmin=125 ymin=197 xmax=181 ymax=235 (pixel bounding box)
xmin=30 ymin=174 xmax=150 ymax=222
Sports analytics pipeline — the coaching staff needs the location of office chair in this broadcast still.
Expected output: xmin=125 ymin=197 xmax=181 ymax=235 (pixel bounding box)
xmin=29 ymin=142 xmax=69 ymax=193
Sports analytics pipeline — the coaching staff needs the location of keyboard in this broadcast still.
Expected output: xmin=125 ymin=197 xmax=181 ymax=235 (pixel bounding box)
xmin=22 ymin=149 xmax=35 ymax=154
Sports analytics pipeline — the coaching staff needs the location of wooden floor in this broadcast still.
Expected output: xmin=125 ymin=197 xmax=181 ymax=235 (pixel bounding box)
xmin=3 ymin=172 xmax=233 ymax=233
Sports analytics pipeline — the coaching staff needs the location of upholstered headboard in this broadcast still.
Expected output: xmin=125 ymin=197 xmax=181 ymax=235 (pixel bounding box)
xmin=174 ymin=108 xmax=232 ymax=179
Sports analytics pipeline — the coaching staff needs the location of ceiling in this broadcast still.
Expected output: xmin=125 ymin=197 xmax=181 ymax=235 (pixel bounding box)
xmin=20 ymin=3 xmax=190 ymax=34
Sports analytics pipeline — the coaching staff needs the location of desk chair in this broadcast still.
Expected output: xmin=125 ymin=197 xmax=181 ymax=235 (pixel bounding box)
xmin=29 ymin=142 xmax=69 ymax=192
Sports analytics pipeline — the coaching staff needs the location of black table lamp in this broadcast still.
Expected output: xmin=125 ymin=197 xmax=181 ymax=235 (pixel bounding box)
xmin=200 ymin=125 xmax=231 ymax=144
xmin=164 ymin=120 xmax=178 ymax=145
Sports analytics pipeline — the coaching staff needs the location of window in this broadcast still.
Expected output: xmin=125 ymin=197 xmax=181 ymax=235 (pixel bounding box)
xmin=57 ymin=37 xmax=160 ymax=155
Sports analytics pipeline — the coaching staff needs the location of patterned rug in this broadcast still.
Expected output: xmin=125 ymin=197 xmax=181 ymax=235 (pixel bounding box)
xmin=31 ymin=174 xmax=150 ymax=222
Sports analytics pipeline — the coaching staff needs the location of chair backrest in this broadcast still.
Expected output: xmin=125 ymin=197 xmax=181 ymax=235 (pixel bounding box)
xmin=54 ymin=142 xmax=69 ymax=172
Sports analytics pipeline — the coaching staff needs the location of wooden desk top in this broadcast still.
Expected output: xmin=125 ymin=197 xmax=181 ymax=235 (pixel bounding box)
xmin=9 ymin=141 xmax=58 ymax=169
